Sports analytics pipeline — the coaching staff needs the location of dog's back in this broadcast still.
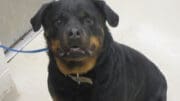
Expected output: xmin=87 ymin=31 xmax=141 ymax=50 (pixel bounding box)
xmin=102 ymin=42 xmax=167 ymax=101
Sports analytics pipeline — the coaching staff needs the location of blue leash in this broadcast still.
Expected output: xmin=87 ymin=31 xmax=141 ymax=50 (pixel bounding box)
xmin=0 ymin=45 xmax=48 ymax=53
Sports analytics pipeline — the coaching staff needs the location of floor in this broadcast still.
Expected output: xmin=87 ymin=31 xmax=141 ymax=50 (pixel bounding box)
xmin=3 ymin=0 xmax=180 ymax=101
xmin=6 ymin=34 xmax=51 ymax=101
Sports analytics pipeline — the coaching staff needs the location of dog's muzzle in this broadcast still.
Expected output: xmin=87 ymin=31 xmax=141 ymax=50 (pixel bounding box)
xmin=57 ymin=28 xmax=94 ymax=60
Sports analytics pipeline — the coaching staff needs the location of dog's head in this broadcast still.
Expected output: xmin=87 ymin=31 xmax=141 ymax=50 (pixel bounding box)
xmin=30 ymin=0 xmax=119 ymax=75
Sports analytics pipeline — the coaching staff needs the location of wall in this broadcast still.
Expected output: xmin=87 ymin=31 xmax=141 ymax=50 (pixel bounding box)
xmin=107 ymin=0 xmax=180 ymax=101
xmin=0 ymin=0 xmax=51 ymax=47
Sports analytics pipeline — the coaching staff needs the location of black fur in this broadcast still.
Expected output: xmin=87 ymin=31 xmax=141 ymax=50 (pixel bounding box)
xmin=31 ymin=0 xmax=167 ymax=101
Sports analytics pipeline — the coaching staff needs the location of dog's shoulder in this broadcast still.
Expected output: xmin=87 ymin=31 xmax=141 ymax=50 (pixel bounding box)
xmin=112 ymin=42 xmax=153 ymax=65
xmin=112 ymin=41 xmax=167 ymax=85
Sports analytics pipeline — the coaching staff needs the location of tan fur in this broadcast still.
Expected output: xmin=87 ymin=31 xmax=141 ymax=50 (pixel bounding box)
xmin=90 ymin=36 xmax=101 ymax=50
xmin=55 ymin=56 xmax=97 ymax=75
xmin=52 ymin=97 xmax=58 ymax=101
xmin=51 ymin=40 xmax=61 ymax=53
xmin=51 ymin=36 xmax=101 ymax=75
xmin=63 ymin=57 xmax=88 ymax=62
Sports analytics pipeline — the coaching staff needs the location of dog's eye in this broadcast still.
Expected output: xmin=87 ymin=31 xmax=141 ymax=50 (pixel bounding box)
xmin=54 ymin=19 xmax=62 ymax=25
xmin=84 ymin=18 xmax=94 ymax=25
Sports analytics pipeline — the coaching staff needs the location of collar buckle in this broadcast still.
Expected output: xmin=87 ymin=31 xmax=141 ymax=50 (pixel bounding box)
xmin=68 ymin=73 xmax=93 ymax=85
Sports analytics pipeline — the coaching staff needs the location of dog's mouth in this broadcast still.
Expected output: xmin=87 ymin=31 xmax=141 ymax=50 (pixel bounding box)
xmin=57 ymin=45 xmax=95 ymax=61
xmin=50 ymin=36 xmax=102 ymax=74
xmin=51 ymin=36 xmax=101 ymax=62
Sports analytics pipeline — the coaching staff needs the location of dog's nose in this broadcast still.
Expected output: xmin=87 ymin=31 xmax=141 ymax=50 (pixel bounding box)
xmin=68 ymin=28 xmax=81 ymax=39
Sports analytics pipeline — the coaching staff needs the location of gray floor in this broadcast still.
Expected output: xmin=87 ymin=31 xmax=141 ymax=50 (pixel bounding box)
xmin=5 ymin=0 xmax=180 ymax=101
xmin=7 ymin=34 xmax=51 ymax=101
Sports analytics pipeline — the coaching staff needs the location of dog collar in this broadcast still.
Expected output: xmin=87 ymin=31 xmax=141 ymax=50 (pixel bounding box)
xmin=68 ymin=73 xmax=93 ymax=85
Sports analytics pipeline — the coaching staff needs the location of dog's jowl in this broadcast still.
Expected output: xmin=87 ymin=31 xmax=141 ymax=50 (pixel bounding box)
xmin=31 ymin=0 xmax=167 ymax=101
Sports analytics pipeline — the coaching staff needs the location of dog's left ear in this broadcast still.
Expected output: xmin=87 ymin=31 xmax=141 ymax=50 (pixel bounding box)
xmin=94 ymin=1 xmax=119 ymax=27
xmin=30 ymin=3 xmax=49 ymax=32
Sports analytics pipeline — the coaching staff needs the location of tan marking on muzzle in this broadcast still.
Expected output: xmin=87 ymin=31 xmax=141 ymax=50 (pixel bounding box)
xmin=55 ymin=56 xmax=97 ymax=75
xmin=90 ymin=36 xmax=101 ymax=50
xmin=50 ymin=40 xmax=61 ymax=53
xmin=63 ymin=57 xmax=88 ymax=62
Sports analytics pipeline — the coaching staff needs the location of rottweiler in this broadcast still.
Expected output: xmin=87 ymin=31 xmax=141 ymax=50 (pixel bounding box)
xmin=30 ymin=0 xmax=167 ymax=101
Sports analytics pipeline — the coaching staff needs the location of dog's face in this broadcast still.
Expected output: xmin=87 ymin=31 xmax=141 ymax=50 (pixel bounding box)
xmin=31 ymin=0 xmax=119 ymax=75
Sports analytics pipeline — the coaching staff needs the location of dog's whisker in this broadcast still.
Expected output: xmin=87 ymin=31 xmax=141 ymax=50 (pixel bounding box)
xmin=59 ymin=52 xmax=65 ymax=57
xmin=67 ymin=52 xmax=70 ymax=56
xmin=87 ymin=50 xmax=93 ymax=56
xmin=81 ymin=50 xmax=86 ymax=55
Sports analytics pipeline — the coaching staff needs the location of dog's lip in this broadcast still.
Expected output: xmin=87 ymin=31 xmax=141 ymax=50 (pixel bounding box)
xmin=58 ymin=47 xmax=93 ymax=58
xmin=69 ymin=47 xmax=85 ymax=54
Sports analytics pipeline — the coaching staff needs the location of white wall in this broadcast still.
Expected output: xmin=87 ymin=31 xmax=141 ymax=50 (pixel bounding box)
xmin=107 ymin=0 xmax=180 ymax=101
xmin=0 ymin=0 xmax=51 ymax=47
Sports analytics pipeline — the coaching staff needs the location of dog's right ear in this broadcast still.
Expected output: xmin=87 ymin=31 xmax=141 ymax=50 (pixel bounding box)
xmin=94 ymin=0 xmax=119 ymax=27
xmin=30 ymin=3 xmax=49 ymax=32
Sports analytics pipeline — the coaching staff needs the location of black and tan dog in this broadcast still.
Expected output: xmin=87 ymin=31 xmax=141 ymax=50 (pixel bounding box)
xmin=30 ymin=0 xmax=167 ymax=101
